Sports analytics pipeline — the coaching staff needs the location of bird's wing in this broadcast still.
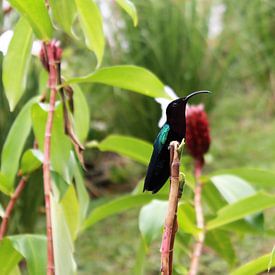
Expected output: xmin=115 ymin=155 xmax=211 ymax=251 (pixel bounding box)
xmin=154 ymin=123 xmax=170 ymax=154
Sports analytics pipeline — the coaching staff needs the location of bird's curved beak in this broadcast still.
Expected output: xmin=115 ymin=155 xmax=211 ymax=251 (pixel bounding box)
xmin=183 ymin=90 xmax=211 ymax=102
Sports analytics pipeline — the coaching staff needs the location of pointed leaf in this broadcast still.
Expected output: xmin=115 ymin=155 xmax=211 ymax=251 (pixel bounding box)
xmin=115 ymin=0 xmax=138 ymax=26
xmin=66 ymin=65 xmax=169 ymax=99
xmin=230 ymin=253 xmax=275 ymax=275
xmin=83 ymin=193 xmax=166 ymax=230
xmin=8 ymin=0 xmax=53 ymax=39
xmin=3 ymin=17 xmax=33 ymax=111
xmin=0 ymin=238 xmax=22 ymax=275
xmin=139 ymin=200 xmax=168 ymax=245
xmin=51 ymin=189 xmax=77 ymax=275
xmin=72 ymin=84 xmax=90 ymax=143
xmin=1 ymin=98 xmax=38 ymax=194
xmin=88 ymin=134 xmax=152 ymax=165
xmin=49 ymin=0 xmax=76 ymax=37
xmin=207 ymin=192 xmax=275 ymax=230
xmin=8 ymin=235 xmax=46 ymax=275
xmin=74 ymin=0 xmax=104 ymax=66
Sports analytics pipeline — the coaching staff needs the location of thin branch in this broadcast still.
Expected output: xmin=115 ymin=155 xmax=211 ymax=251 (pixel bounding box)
xmin=188 ymin=159 xmax=205 ymax=275
xmin=161 ymin=141 xmax=183 ymax=275
xmin=0 ymin=177 xmax=28 ymax=240
xmin=42 ymin=42 xmax=59 ymax=275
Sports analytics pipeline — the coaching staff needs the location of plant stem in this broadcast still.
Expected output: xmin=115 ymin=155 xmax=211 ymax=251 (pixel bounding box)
xmin=189 ymin=159 xmax=205 ymax=275
xmin=0 ymin=177 xmax=28 ymax=240
xmin=43 ymin=42 xmax=58 ymax=275
xmin=161 ymin=141 xmax=182 ymax=275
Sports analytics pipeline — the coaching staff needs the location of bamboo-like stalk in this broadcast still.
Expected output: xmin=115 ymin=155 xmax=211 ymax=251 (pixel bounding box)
xmin=0 ymin=177 xmax=28 ymax=240
xmin=42 ymin=42 xmax=59 ymax=275
xmin=161 ymin=141 xmax=182 ymax=275
xmin=188 ymin=159 xmax=205 ymax=275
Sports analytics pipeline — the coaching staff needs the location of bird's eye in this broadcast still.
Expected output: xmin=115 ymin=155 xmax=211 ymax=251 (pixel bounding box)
xmin=172 ymin=102 xmax=177 ymax=107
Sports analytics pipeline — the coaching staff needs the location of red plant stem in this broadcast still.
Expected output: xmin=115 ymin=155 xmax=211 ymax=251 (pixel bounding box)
xmin=189 ymin=159 xmax=204 ymax=275
xmin=0 ymin=177 xmax=28 ymax=240
xmin=43 ymin=43 xmax=58 ymax=275
xmin=161 ymin=141 xmax=181 ymax=275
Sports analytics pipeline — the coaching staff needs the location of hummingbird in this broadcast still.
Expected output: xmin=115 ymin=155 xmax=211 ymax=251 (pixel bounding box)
xmin=143 ymin=91 xmax=210 ymax=193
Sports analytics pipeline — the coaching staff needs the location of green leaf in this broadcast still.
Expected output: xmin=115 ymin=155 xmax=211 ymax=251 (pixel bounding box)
xmin=51 ymin=171 xmax=70 ymax=201
xmin=83 ymin=193 xmax=166 ymax=230
xmin=0 ymin=238 xmax=22 ymax=275
xmin=74 ymin=0 xmax=104 ymax=66
xmin=178 ymin=203 xmax=200 ymax=236
xmin=72 ymin=84 xmax=90 ymax=143
xmin=8 ymin=0 xmax=53 ymax=40
xmin=115 ymin=0 xmax=138 ymax=26
xmin=66 ymin=65 xmax=169 ymax=99
xmin=207 ymin=192 xmax=275 ymax=230
xmin=73 ymin=160 xmax=90 ymax=226
xmin=1 ymin=98 xmax=38 ymax=194
xmin=20 ymin=149 xmax=43 ymax=175
xmin=213 ymin=168 xmax=275 ymax=189
xmin=211 ymin=175 xmax=263 ymax=228
xmin=230 ymin=253 xmax=275 ymax=275
xmin=8 ymin=235 xmax=47 ymax=275
xmin=88 ymin=134 xmax=152 ymax=165
xmin=0 ymin=202 xmax=4 ymax=217
xmin=205 ymin=229 xmax=236 ymax=266
xmin=0 ymin=172 xmax=11 ymax=195
xmin=61 ymin=185 xmax=80 ymax=240
xmin=49 ymin=0 xmax=76 ymax=37
xmin=31 ymin=102 xmax=72 ymax=182
xmin=3 ymin=17 xmax=33 ymax=111
xmin=51 ymin=189 xmax=77 ymax=275
xmin=139 ymin=200 xmax=168 ymax=245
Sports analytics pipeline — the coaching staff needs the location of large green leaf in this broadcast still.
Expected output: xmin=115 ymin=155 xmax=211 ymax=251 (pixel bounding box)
xmin=139 ymin=200 xmax=168 ymax=245
xmin=88 ymin=135 xmax=152 ymax=165
xmin=115 ymin=0 xmax=138 ymax=26
xmin=177 ymin=203 xmax=199 ymax=236
xmin=49 ymin=0 xmax=76 ymax=37
xmin=83 ymin=193 xmax=166 ymax=230
xmin=205 ymin=229 xmax=236 ymax=266
xmin=207 ymin=192 xmax=275 ymax=230
xmin=230 ymin=253 xmax=275 ymax=275
xmin=1 ymin=98 xmax=38 ymax=195
xmin=212 ymin=168 xmax=275 ymax=189
xmin=8 ymin=0 xmax=53 ymax=39
xmin=211 ymin=175 xmax=263 ymax=228
xmin=72 ymin=84 xmax=90 ymax=143
xmin=9 ymin=235 xmax=46 ymax=275
xmin=0 ymin=238 xmax=22 ymax=275
xmin=3 ymin=17 xmax=33 ymax=111
xmin=74 ymin=0 xmax=104 ymax=66
xmin=66 ymin=65 xmax=169 ymax=99
xmin=51 ymin=186 xmax=78 ymax=275
xmin=31 ymin=102 xmax=72 ymax=182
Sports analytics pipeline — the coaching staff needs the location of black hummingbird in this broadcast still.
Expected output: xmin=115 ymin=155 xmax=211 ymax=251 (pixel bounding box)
xmin=143 ymin=91 xmax=210 ymax=193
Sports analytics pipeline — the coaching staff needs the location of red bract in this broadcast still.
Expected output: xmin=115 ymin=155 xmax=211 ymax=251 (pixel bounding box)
xmin=186 ymin=104 xmax=211 ymax=164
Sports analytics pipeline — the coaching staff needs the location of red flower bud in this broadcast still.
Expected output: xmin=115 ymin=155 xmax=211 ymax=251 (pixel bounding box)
xmin=186 ymin=104 xmax=211 ymax=164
